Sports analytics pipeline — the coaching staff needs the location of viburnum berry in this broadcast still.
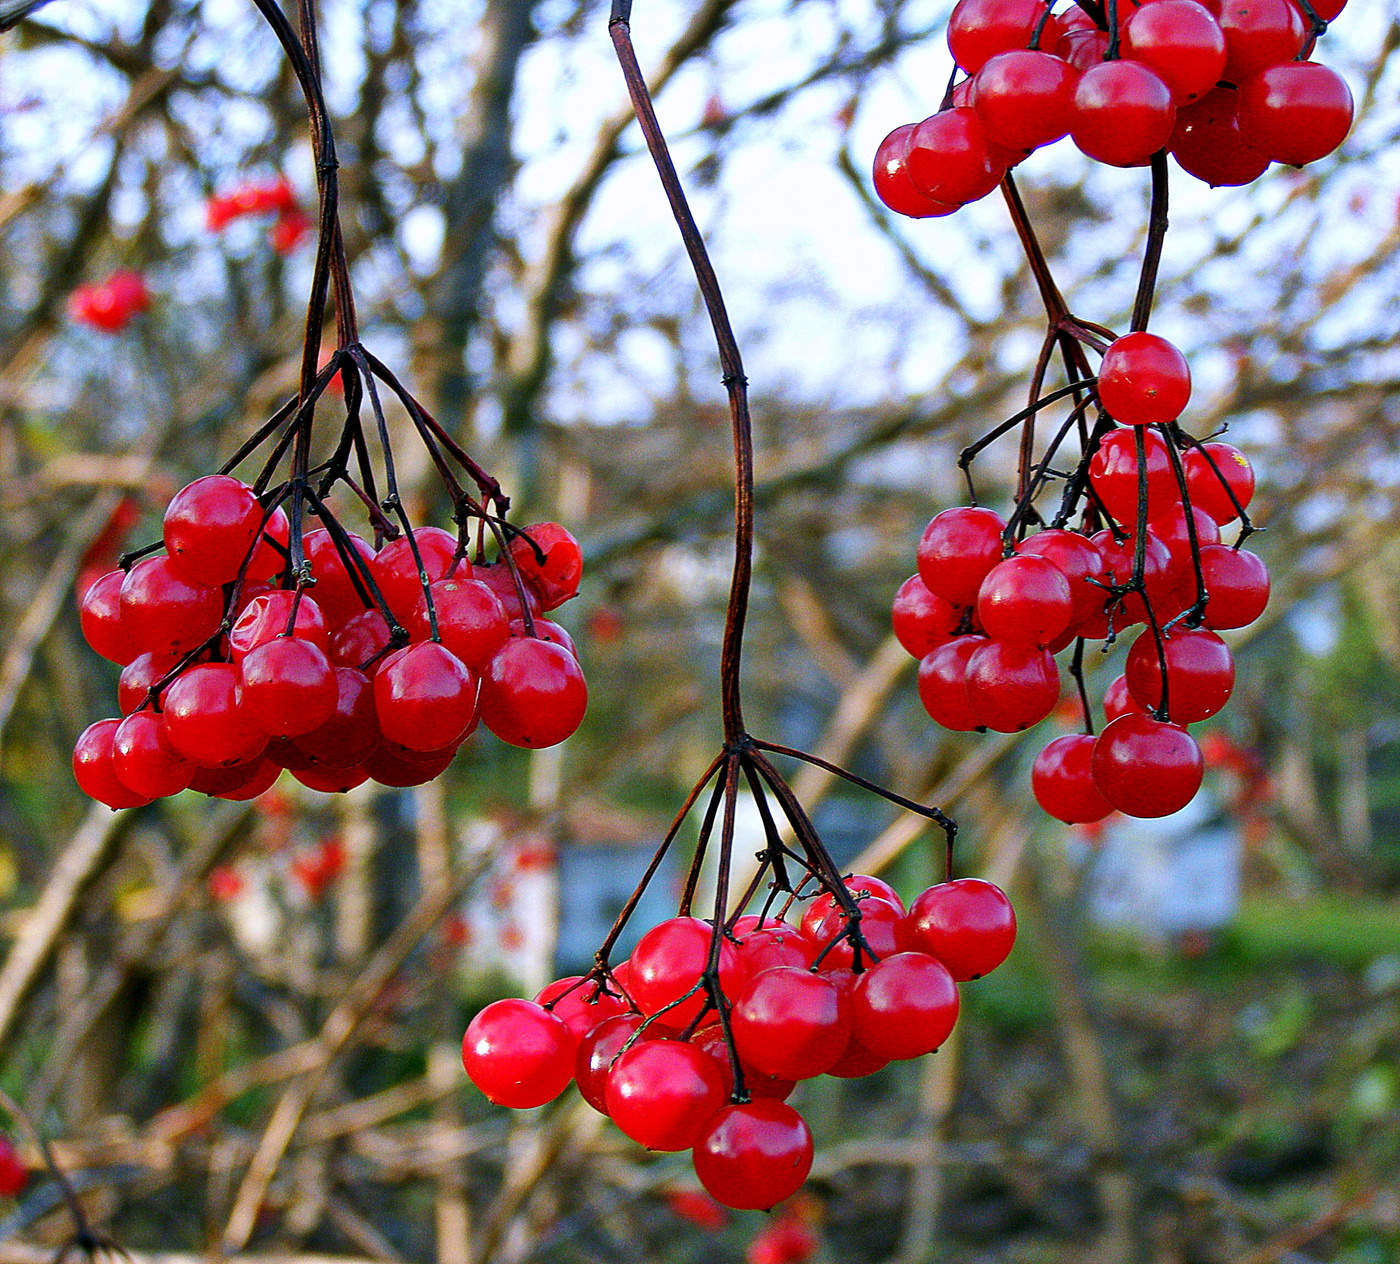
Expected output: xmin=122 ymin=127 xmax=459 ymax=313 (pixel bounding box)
xmin=1213 ymin=0 xmax=1305 ymax=82
xmin=732 ymin=923 xmax=818 ymax=984
xmin=917 ymin=636 xmax=986 ymax=731
xmin=1032 ymin=733 xmax=1114 ymax=823
xmin=119 ymin=556 xmax=224 ymax=658
xmin=689 ymin=1024 xmax=798 ymax=1102
xmin=575 ymin=1013 xmax=647 ymax=1113
xmin=507 ymin=522 xmax=583 ymax=611
xmin=905 ymin=108 xmax=1006 ymax=207
xmin=462 ymin=998 xmax=576 ymax=1109
xmin=971 ymin=50 xmax=1079 ymax=152
xmin=1237 ymin=61 xmax=1352 ymax=166
xmin=605 ymin=1040 xmax=726 ymax=1152
xmin=303 ymin=528 xmax=377 ymax=625
xmin=1125 ymin=626 xmax=1235 ymax=722
xmin=1104 ymin=673 xmax=1151 ymax=723
xmin=373 ymin=527 xmax=464 ymax=620
xmin=162 ymin=663 xmax=269 ymax=767
xmin=363 ymin=739 xmax=459 ymax=788
xmin=118 ymin=650 xmax=180 ymax=713
xmin=891 ymin=574 xmax=964 ymax=658
xmin=229 ymin=591 xmax=331 ymax=661
xmin=1016 ymin=528 xmax=1105 ymax=628
xmin=79 ymin=569 xmax=134 ymax=665
xmin=872 ymin=125 xmax=957 ymax=219
xmin=240 ymin=637 xmax=339 ymax=737
xmin=628 ymin=916 xmax=740 ymax=1028
xmin=1121 ymin=0 xmax=1228 ymax=104
xmin=162 ymin=475 xmax=264 ymax=586
xmin=1087 ymin=527 xmax=1175 ymax=630
xmin=1149 ymin=501 xmax=1222 ymax=584
xmin=1072 ymin=60 xmax=1177 ymax=168
xmin=975 ymin=554 xmax=1074 ymax=648
xmin=1198 ymin=545 xmax=1270 ymax=628
xmin=804 ymin=895 xmax=903 ymax=970
xmin=408 ymin=579 xmax=509 ymax=669
xmin=73 ymin=717 xmax=152 ymax=809
xmin=801 ymin=872 xmax=905 ymax=924
xmin=112 ymin=711 xmax=194 ymax=799
xmin=330 ymin=609 xmax=393 ymax=670
xmin=1087 ymin=428 xmax=1179 ymax=524
xmin=1170 ymin=85 xmax=1271 ymax=187
xmin=964 ymin=640 xmax=1060 ymax=733
xmin=1098 ymin=333 xmax=1192 ymax=427
xmin=188 ymin=756 xmax=281 ymax=800
xmin=535 ymin=975 xmax=629 ymax=1040
xmin=900 ymin=878 xmax=1017 ymax=980
xmin=374 ymin=642 xmax=478 ymax=752
xmin=850 ymin=952 xmax=960 ymax=1060
xmin=731 ymin=966 xmax=851 ymax=1080
xmin=917 ymin=506 xmax=1006 ymax=606
xmin=1091 ymin=713 xmax=1204 ymax=816
xmin=478 ymin=637 xmax=587 ymax=749
xmin=692 ymin=1100 xmax=814 ymax=1211
xmin=947 ymin=0 xmax=1050 ymax=74
xmin=1183 ymin=442 xmax=1255 ymax=524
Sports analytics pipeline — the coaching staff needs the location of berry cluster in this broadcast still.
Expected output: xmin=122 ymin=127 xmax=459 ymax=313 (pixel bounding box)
xmin=67 ymin=270 xmax=150 ymax=333
xmin=73 ymin=471 xmax=587 ymax=808
xmin=894 ymin=330 xmax=1269 ymax=822
xmin=874 ymin=0 xmax=1351 ymax=215
xmin=462 ymin=875 xmax=1015 ymax=1210
xmin=205 ymin=174 xmax=313 ymax=254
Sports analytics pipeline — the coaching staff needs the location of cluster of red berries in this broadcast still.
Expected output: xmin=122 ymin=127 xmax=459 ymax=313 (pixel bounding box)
xmin=72 ymin=473 xmax=588 ymax=808
xmin=67 ymin=270 xmax=150 ymax=333
xmin=0 ymin=1134 xmax=26 ymax=1199
xmin=206 ymin=175 xmax=312 ymax=254
xmin=894 ymin=331 xmax=1269 ymax=821
xmin=874 ymin=0 xmax=1351 ymax=214
xmin=462 ymin=875 xmax=1015 ymax=1210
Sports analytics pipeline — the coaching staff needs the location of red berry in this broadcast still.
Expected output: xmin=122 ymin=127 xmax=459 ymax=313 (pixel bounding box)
xmin=374 ymin=642 xmax=478 ymax=752
xmin=1170 ymin=85 xmax=1270 ymax=186
xmin=291 ymin=667 xmax=381 ymax=767
xmin=330 ymin=609 xmax=393 ymax=670
xmin=1016 ymin=529 xmax=1105 ymax=627
xmin=229 ymin=591 xmax=331 ymax=661
xmin=976 ymin=554 xmax=1074 ymax=648
xmin=1098 ymin=332 xmax=1192 ymax=426
xmin=79 ymin=569 xmax=135 ymax=664
xmin=801 ymin=873 xmax=906 ymax=925
xmin=1088 ymin=427 xmax=1178 ymax=524
xmin=606 ymin=1040 xmax=725 ymax=1151
xmin=575 ymin=1013 xmax=647 ymax=1113
xmin=1211 ymin=0 xmax=1305 ymax=82
xmin=1237 ymin=61 xmax=1352 ymax=166
xmin=917 ymin=637 xmax=986 ymax=731
xmin=507 ymin=522 xmax=583 ymax=610
xmin=629 ymin=916 xmax=740 ymax=1029
xmin=1104 ymin=672 xmax=1151 ymax=722
xmin=948 ymin=0 xmax=1051 ymax=73
xmin=731 ymin=966 xmax=851 ymax=1080
xmin=1072 ymin=60 xmax=1177 ymax=167
xmin=246 ymin=505 xmax=291 ymax=581
xmin=891 ymin=574 xmax=964 ymax=658
xmin=112 ymin=711 xmax=193 ymax=798
xmin=905 ymin=108 xmax=1006 ymax=207
xmin=1148 ymin=502 xmax=1222 ymax=583
xmin=1092 ymin=713 xmax=1204 ymax=816
xmin=478 ymin=637 xmax=587 ymax=749
xmin=1124 ymin=626 xmax=1235 ymax=723
xmin=373 ymin=528 xmax=464 ymax=622
xmin=900 ymin=878 xmax=1017 ymax=980
xmin=239 ymin=637 xmax=339 ymax=737
xmin=964 ymin=640 xmax=1060 ymax=733
xmin=73 ymin=717 xmax=152 ymax=808
xmin=851 ymin=952 xmax=960 ymax=1059
xmin=690 ymin=1025 xmax=796 ymax=1102
xmin=303 ymin=528 xmax=377 ymax=626
xmin=1087 ymin=527 xmax=1175 ymax=630
xmin=732 ymin=924 xmax=819 ymax=984
xmin=118 ymin=650 xmax=180 ymax=714
xmin=971 ymin=49 xmax=1078 ymax=151
xmin=917 ymin=506 xmax=1007 ymax=606
xmin=805 ymin=896 xmax=904 ymax=972
xmin=1032 ymin=734 xmax=1114 ymax=823
xmin=1183 ymin=442 xmax=1254 ymax=524
xmin=163 ymin=663 xmax=269 ymax=767
xmin=409 ymin=579 xmax=509 ymax=669
xmin=364 ymin=740 xmax=459 ymax=788
xmin=291 ymin=763 xmax=369 ymax=794
xmin=872 ymin=125 xmax=958 ymax=218
xmin=535 ymin=975 xmax=629 ymax=1041
xmin=1198 ymin=545 xmax=1269 ymax=628
xmin=163 ymin=475 xmax=264 ymax=586
xmin=1121 ymin=0 xmax=1227 ymax=104
xmin=188 ymin=756 xmax=282 ymax=800
xmin=462 ymin=998 xmax=576 ymax=1108
xmin=692 ymin=1101 xmax=814 ymax=1211
xmin=119 ymin=556 xmax=224 ymax=658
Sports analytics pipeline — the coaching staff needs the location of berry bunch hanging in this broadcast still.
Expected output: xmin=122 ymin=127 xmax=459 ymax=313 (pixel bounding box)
xmin=874 ymin=0 xmax=1352 ymax=217
xmin=463 ymin=873 xmax=1015 ymax=1209
xmin=67 ymin=270 xmax=150 ymax=333
xmin=71 ymin=1 xmax=588 ymax=809
xmin=873 ymin=0 xmax=1330 ymax=824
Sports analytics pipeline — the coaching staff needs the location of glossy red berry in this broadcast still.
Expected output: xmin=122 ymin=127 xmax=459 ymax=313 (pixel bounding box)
xmin=162 ymin=663 xmax=269 ymax=767
xmin=293 ymin=667 xmax=381 ymax=768
xmin=1032 ymin=733 xmax=1114 ymax=823
xmin=303 ymin=528 xmax=377 ymax=626
xmin=805 ymin=895 xmax=904 ymax=971
xmin=873 ymin=125 xmax=958 ymax=218
xmin=363 ymin=740 xmax=459 ymax=788
xmin=112 ymin=711 xmax=194 ymax=798
xmin=1198 ymin=545 xmax=1269 ymax=628
xmin=692 ymin=1101 xmax=814 ymax=1211
xmin=906 ymin=108 xmax=1006 ymax=207
xmin=374 ymin=642 xmax=478 ymax=752
xmin=1121 ymin=0 xmax=1227 ymax=104
xmin=1170 ymin=85 xmax=1270 ymax=186
xmin=731 ymin=966 xmax=851 ymax=1080
xmin=800 ymin=873 xmax=906 ymax=926
xmin=1104 ymin=672 xmax=1151 ymax=723
xmin=917 ymin=506 xmax=1007 ymax=606
xmin=900 ymin=878 xmax=1017 ymax=980
xmin=162 ymin=475 xmax=264 ymax=586
xmin=690 ymin=1025 xmax=796 ymax=1103
xmin=229 ymin=591 xmax=331 ymax=661
xmin=575 ymin=1013 xmax=647 ymax=1113
xmin=971 ymin=50 xmax=1078 ymax=151
xmin=507 ymin=522 xmax=583 ymax=610
xmin=891 ymin=574 xmax=964 ymax=658
xmin=948 ymin=0 xmax=1050 ymax=74
xmin=917 ymin=637 xmax=986 ymax=731
xmin=409 ymin=579 xmax=509 ymax=669
xmin=628 ymin=916 xmax=740 ymax=1029
xmin=1016 ymin=529 xmax=1105 ymax=627
xmin=118 ymin=650 xmax=180 ymax=714
xmin=1091 ymin=713 xmax=1204 ymax=816
xmin=1087 ymin=527 xmax=1176 ymax=630
xmin=188 ymin=756 xmax=281 ymax=800
xmin=1212 ymin=0 xmax=1305 ymax=82
xmin=964 ymin=640 xmax=1059 ymax=733
xmin=535 ymin=976 xmax=629 ymax=1041
xmin=74 ymin=717 xmax=152 ymax=808
xmin=976 ymin=554 xmax=1074 ymax=648
xmin=1124 ymin=626 xmax=1235 ymax=722
xmin=246 ymin=505 xmax=291 ymax=581
xmin=239 ymin=637 xmax=339 ymax=737
xmin=1148 ymin=502 xmax=1222 ymax=584
xmin=462 ymin=998 xmax=576 ymax=1108
xmin=1183 ymin=442 xmax=1254 ymax=524
xmin=1072 ymin=60 xmax=1177 ymax=167
xmin=119 ymin=556 xmax=224 ymax=658
xmin=478 ymin=637 xmax=587 ymax=749
xmin=330 ymin=609 xmax=392 ymax=670
xmin=1098 ymin=333 xmax=1192 ymax=427
xmin=851 ymin=952 xmax=960 ymax=1059
xmin=1088 ymin=428 xmax=1178 ymax=524
xmin=1237 ymin=61 xmax=1352 ymax=166
xmin=606 ymin=1040 xmax=725 ymax=1151
xmin=373 ymin=527 xmax=464 ymax=621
